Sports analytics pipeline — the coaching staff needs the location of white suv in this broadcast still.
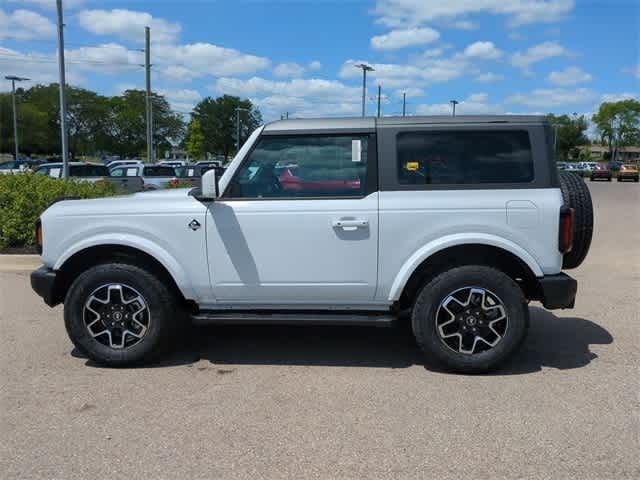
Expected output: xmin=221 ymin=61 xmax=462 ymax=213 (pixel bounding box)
xmin=31 ymin=116 xmax=593 ymax=372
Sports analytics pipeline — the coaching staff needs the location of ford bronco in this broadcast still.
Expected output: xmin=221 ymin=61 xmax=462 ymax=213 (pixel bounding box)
xmin=31 ymin=116 xmax=593 ymax=372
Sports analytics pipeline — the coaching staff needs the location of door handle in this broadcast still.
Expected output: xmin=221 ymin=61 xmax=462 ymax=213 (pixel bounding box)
xmin=332 ymin=219 xmax=369 ymax=231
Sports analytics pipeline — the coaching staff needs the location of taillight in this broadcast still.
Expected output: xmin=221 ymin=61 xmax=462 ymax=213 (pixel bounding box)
xmin=169 ymin=179 xmax=179 ymax=186
xmin=559 ymin=207 xmax=574 ymax=253
xmin=35 ymin=219 xmax=43 ymax=254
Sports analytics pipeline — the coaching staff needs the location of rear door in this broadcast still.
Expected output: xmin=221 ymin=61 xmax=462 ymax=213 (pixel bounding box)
xmin=206 ymin=132 xmax=379 ymax=306
xmin=109 ymin=166 xmax=142 ymax=193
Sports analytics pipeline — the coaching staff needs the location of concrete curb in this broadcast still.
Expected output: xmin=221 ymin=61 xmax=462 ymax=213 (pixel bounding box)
xmin=0 ymin=255 xmax=42 ymax=273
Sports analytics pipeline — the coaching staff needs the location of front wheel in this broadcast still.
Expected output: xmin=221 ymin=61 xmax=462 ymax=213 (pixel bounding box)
xmin=64 ymin=263 xmax=183 ymax=366
xmin=412 ymin=266 xmax=529 ymax=373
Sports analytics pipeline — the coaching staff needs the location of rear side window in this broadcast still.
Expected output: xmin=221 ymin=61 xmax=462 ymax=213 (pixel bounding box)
xmin=397 ymin=130 xmax=534 ymax=185
xmin=143 ymin=166 xmax=175 ymax=176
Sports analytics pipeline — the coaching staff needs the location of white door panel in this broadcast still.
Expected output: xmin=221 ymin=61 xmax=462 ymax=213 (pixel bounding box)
xmin=206 ymin=193 xmax=378 ymax=304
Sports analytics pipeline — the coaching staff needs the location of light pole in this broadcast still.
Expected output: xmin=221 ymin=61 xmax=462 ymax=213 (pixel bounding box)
xmin=56 ymin=0 xmax=69 ymax=178
xmin=4 ymin=76 xmax=29 ymax=161
xmin=450 ymin=100 xmax=459 ymax=117
xmin=235 ymin=107 xmax=250 ymax=152
xmin=354 ymin=63 xmax=374 ymax=117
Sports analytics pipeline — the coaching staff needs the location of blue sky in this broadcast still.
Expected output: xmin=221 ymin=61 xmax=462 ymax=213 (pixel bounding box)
xmin=0 ymin=0 xmax=638 ymax=125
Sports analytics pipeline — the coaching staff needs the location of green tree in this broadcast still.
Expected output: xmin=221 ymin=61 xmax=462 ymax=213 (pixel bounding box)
xmin=592 ymin=99 xmax=640 ymax=162
xmin=192 ymin=95 xmax=262 ymax=158
xmin=547 ymin=113 xmax=589 ymax=161
xmin=185 ymin=118 xmax=205 ymax=159
xmin=105 ymin=90 xmax=185 ymax=158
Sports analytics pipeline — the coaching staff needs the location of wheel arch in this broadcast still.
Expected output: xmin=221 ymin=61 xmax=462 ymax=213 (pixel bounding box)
xmin=390 ymin=240 xmax=543 ymax=309
xmin=53 ymin=242 xmax=195 ymax=307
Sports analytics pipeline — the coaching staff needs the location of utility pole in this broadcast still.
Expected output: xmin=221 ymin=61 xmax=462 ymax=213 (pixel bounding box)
xmin=4 ymin=76 xmax=29 ymax=161
xmin=450 ymin=99 xmax=459 ymax=117
xmin=235 ymin=107 xmax=250 ymax=152
xmin=145 ymin=26 xmax=152 ymax=164
xmin=377 ymin=85 xmax=382 ymax=118
xmin=354 ymin=63 xmax=374 ymax=117
xmin=56 ymin=0 xmax=69 ymax=178
xmin=402 ymin=92 xmax=406 ymax=117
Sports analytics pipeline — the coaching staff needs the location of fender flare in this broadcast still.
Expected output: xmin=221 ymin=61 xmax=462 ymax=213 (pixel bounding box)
xmin=53 ymin=234 xmax=197 ymax=300
xmin=387 ymin=233 xmax=544 ymax=301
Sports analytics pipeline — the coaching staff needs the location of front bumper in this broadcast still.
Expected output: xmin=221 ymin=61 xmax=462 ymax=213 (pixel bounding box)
xmin=538 ymin=273 xmax=577 ymax=309
xmin=30 ymin=266 xmax=60 ymax=307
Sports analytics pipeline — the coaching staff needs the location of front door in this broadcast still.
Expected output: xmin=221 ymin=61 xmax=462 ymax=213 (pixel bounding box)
xmin=206 ymin=133 xmax=378 ymax=306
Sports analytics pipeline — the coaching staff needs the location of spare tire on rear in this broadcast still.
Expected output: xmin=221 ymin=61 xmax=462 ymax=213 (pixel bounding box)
xmin=558 ymin=171 xmax=593 ymax=269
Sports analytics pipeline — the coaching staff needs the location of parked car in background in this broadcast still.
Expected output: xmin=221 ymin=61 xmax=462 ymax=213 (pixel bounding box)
xmin=36 ymin=162 xmax=141 ymax=193
xmin=590 ymin=164 xmax=612 ymax=181
xmin=556 ymin=161 xmax=568 ymax=170
xmin=158 ymin=160 xmax=188 ymax=168
xmin=564 ymin=163 xmax=582 ymax=173
xmin=174 ymin=164 xmax=225 ymax=188
xmin=0 ymin=159 xmax=41 ymax=174
xmin=607 ymin=160 xmax=623 ymax=171
xmin=617 ymin=164 xmax=639 ymax=182
xmin=195 ymin=160 xmax=223 ymax=168
xmin=110 ymin=164 xmax=177 ymax=190
xmin=107 ymin=159 xmax=143 ymax=170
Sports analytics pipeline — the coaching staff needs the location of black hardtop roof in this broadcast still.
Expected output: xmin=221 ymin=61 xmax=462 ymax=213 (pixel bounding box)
xmin=264 ymin=115 xmax=548 ymax=133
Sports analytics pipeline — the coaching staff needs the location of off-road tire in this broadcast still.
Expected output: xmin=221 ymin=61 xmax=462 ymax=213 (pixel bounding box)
xmin=64 ymin=263 xmax=182 ymax=367
xmin=412 ymin=266 xmax=529 ymax=374
xmin=558 ymin=171 xmax=593 ymax=269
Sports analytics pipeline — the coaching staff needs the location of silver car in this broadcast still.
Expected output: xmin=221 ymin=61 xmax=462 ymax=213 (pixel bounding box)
xmin=109 ymin=164 xmax=177 ymax=191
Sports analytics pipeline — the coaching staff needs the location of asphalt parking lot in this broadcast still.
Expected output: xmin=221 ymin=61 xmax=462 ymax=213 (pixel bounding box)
xmin=1 ymin=181 xmax=638 ymax=479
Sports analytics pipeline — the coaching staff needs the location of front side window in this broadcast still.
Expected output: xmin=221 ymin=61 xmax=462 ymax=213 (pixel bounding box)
xmin=226 ymin=135 xmax=369 ymax=199
xmin=143 ymin=166 xmax=175 ymax=177
xmin=397 ymin=130 xmax=534 ymax=185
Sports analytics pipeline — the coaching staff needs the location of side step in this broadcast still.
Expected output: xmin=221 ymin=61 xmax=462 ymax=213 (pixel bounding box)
xmin=192 ymin=311 xmax=397 ymax=327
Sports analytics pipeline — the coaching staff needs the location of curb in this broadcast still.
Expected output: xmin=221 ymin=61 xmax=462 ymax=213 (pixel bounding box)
xmin=0 ymin=254 xmax=42 ymax=273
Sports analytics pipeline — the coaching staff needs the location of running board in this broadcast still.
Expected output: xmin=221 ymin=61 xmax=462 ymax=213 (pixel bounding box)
xmin=191 ymin=311 xmax=397 ymax=327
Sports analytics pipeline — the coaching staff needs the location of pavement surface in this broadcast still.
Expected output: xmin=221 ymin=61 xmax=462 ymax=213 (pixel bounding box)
xmin=1 ymin=181 xmax=638 ymax=479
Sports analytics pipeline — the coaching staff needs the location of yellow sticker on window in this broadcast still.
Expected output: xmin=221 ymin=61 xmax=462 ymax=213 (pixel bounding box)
xmin=405 ymin=161 xmax=419 ymax=171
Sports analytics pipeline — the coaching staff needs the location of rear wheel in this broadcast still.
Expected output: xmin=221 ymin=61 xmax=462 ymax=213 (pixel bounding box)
xmin=64 ymin=263 xmax=183 ymax=366
xmin=412 ymin=266 xmax=529 ymax=373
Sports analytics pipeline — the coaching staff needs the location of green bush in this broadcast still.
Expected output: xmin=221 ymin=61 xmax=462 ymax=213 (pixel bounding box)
xmin=0 ymin=173 xmax=120 ymax=249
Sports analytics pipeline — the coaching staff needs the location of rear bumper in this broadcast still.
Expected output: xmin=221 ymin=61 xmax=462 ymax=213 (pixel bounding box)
xmin=30 ymin=266 xmax=60 ymax=307
xmin=538 ymin=273 xmax=577 ymax=309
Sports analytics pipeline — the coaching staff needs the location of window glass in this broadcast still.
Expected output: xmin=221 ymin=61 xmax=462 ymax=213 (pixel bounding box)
xmin=49 ymin=167 xmax=61 ymax=178
xmin=397 ymin=130 xmax=534 ymax=185
xmin=227 ymin=135 xmax=368 ymax=198
xmin=0 ymin=161 xmax=16 ymax=170
xmin=125 ymin=167 xmax=139 ymax=177
xmin=70 ymin=165 xmax=109 ymax=177
xmin=143 ymin=166 xmax=175 ymax=177
xmin=110 ymin=168 xmax=124 ymax=177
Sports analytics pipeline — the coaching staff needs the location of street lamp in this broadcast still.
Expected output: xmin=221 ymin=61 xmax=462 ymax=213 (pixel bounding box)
xmin=354 ymin=63 xmax=374 ymax=117
xmin=235 ymin=107 xmax=250 ymax=152
xmin=450 ymin=99 xmax=459 ymax=117
xmin=4 ymin=76 xmax=30 ymax=161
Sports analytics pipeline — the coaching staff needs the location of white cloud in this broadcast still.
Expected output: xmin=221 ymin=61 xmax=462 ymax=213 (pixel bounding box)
xmin=395 ymin=87 xmax=426 ymax=98
xmin=546 ymin=66 xmax=592 ymax=86
xmin=415 ymin=93 xmax=503 ymax=115
xmin=506 ymin=88 xmax=597 ymax=107
xmin=622 ymin=64 xmax=640 ymax=79
xmin=463 ymin=41 xmax=503 ymax=60
xmin=76 ymin=9 xmax=182 ymax=44
xmin=156 ymin=87 xmax=202 ymax=113
xmin=0 ymin=46 xmax=85 ymax=85
xmin=65 ymin=43 xmax=144 ymax=74
xmin=0 ymin=8 xmax=56 ymax=40
xmin=339 ymin=55 xmax=472 ymax=90
xmin=374 ymin=0 xmax=575 ymax=28
xmin=9 ymin=0 xmax=87 ymax=9
xmin=273 ymin=62 xmax=306 ymax=78
xmin=451 ymin=20 xmax=477 ymax=30
xmin=156 ymin=43 xmax=271 ymax=80
xmin=475 ymin=72 xmax=504 ymax=83
xmin=308 ymin=60 xmax=322 ymax=71
xmin=423 ymin=47 xmax=447 ymax=57
xmin=511 ymin=41 xmax=570 ymax=73
xmin=371 ymin=27 xmax=440 ymax=50
xmin=210 ymin=76 xmax=362 ymax=119
xmin=600 ymin=92 xmax=639 ymax=103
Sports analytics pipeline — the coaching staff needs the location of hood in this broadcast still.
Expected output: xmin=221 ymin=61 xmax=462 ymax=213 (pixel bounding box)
xmin=43 ymin=188 xmax=202 ymax=218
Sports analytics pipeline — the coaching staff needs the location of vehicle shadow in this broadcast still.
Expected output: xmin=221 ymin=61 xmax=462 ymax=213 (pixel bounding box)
xmin=76 ymin=307 xmax=613 ymax=375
